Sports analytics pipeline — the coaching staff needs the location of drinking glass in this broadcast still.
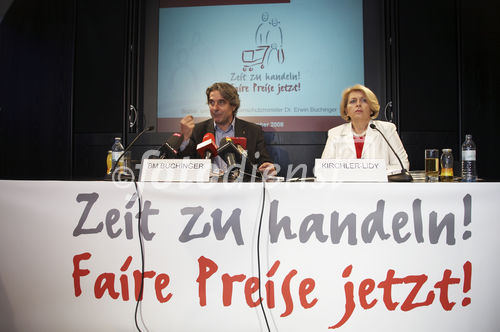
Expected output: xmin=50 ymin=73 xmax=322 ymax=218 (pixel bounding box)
xmin=425 ymin=149 xmax=439 ymax=182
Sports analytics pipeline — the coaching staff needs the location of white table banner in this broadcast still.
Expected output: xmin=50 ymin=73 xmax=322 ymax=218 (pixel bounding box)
xmin=0 ymin=180 xmax=499 ymax=331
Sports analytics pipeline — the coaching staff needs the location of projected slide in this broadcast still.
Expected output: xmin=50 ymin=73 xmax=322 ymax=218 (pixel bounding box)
xmin=157 ymin=0 xmax=364 ymax=132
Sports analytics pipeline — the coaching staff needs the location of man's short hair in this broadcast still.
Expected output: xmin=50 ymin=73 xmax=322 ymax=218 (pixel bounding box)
xmin=206 ymin=82 xmax=240 ymax=115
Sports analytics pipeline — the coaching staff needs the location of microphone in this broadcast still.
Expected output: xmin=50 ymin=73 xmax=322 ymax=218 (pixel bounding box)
xmin=229 ymin=137 xmax=248 ymax=157
xmin=369 ymin=123 xmax=412 ymax=182
xmin=196 ymin=133 xmax=218 ymax=159
xmin=108 ymin=125 xmax=155 ymax=180
xmin=158 ymin=132 xmax=184 ymax=159
xmin=218 ymin=137 xmax=242 ymax=168
xmin=230 ymin=137 xmax=247 ymax=149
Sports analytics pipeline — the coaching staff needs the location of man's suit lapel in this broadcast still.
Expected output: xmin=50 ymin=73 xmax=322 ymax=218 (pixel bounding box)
xmin=204 ymin=120 xmax=215 ymax=135
xmin=234 ymin=118 xmax=247 ymax=137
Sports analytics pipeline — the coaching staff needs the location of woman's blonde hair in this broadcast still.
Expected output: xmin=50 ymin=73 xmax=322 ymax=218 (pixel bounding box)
xmin=340 ymin=84 xmax=380 ymax=121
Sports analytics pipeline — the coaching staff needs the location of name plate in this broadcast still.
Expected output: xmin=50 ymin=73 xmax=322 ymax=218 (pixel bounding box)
xmin=139 ymin=159 xmax=211 ymax=182
xmin=314 ymin=159 xmax=387 ymax=182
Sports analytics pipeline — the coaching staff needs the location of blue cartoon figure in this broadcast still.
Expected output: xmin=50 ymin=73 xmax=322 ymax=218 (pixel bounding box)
xmin=255 ymin=12 xmax=270 ymax=45
xmin=242 ymin=12 xmax=285 ymax=71
xmin=265 ymin=17 xmax=285 ymax=65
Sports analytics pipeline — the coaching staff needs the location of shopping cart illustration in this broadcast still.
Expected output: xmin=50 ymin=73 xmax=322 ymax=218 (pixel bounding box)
xmin=242 ymin=45 xmax=270 ymax=71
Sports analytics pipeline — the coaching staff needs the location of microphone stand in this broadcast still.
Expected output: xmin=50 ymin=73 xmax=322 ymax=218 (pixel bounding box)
xmin=370 ymin=124 xmax=413 ymax=182
xmin=106 ymin=125 xmax=155 ymax=181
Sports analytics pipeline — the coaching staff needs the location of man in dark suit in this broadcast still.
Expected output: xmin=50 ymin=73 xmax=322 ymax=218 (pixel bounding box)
xmin=179 ymin=82 xmax=276 ymax=177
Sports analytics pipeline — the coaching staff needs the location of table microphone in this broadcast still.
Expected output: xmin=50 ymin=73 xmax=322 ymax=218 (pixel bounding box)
xmin=159 ymin=132 xmax=184 ymax=159
xmin=197 ymin=133 xmax=218 ymax=159
xmin=230 ymin=137 xmax=248 ymax=157
xmin=369 ymin=123 xmax=413 ymax=182
xmin=218 ymin=137 xmax=242 ymax=168
xmin=108 ymin=125 xmax=155 ymax=180
xmin=230 ymin=137 xmax=247 ymax=149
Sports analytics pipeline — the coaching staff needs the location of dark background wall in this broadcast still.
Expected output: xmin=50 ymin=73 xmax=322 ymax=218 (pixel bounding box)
xmin=0 ymin=0 xmax=498 ymax=181
xmin=395 ymin=0 xmax=500 ymax=181
xmin=72 ymin=0 xmax=127 ymax=179
xmin=0 ymin=0 xmax=74 ymax=179
xmin=397 ymin=0 xmax=460 ymax=170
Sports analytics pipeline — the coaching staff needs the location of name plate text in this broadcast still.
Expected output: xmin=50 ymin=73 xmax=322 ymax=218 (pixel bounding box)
xmin=140 ymin=159 xmax=211 ymax=182
xmin=314 ymin=159 xmax=387 ymax=182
